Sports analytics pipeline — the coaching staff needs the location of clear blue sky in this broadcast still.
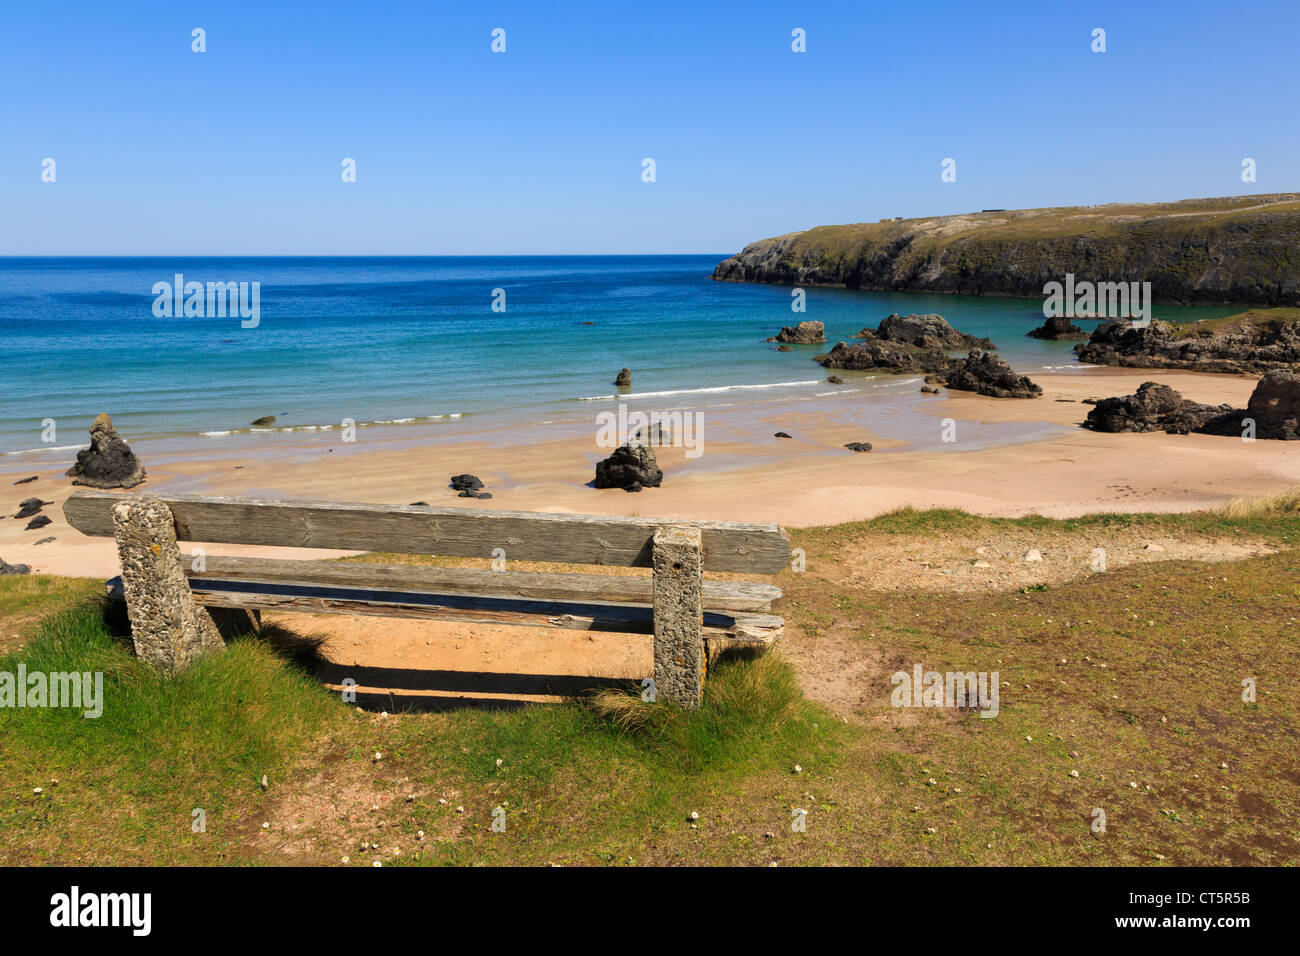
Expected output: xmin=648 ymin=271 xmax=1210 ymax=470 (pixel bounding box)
xmin=2 ymin=0 xmax=1297 ymax=255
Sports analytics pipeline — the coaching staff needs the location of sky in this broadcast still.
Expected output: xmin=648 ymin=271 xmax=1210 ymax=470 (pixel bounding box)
xmin=2 ymin=0 xmax=1298 ymax=255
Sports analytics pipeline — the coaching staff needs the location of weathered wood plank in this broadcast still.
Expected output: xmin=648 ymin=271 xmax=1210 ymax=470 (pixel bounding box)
xmin=187 ymin=584 xmax=783 ymax=642
xmin=183 ymin=556 xmax=780 ymax=612
xmin=64 ymin=491 xmax=791 ymax=573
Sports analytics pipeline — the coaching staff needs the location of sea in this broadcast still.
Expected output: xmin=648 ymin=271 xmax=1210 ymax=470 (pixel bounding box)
xmin=0 ymin=255 xmax=1241 ymax=459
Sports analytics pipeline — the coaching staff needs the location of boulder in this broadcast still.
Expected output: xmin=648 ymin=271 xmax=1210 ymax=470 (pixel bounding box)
xmin=1027 ymin=315 xmax=1089 ymax=340
xmin=766 ymin=321 xmax=825 ymax=345
xmin=844 ymin=442 xmax=873 ymax=453
xmin=251 ymin=415 xmax=276 ymax=427
xmin=1241 ymin=369 xmax=1300 ymax=439
xmin=25 ymin=515 xmax=52 ymax=531
xmin=0 ymin=558 xmax=31 ymax=575
xmin=458 ymin=490 xmax=492 ymax=499
xmin=65 ymin=414 xmax=147 ymax=489
xmin=450 ymin=474 xmax=484 ymax=492
xmin=773 ymin=345 xmax=794 ymax=352
xmin=614 ymin=368 xmax=631 ymax=387
xmin=826 ymin=375 xmax=845 ymax=384
xmin=941 ymin=351 xmax=1043 ymax=399
xmin=1083 ymin=382 xmax=1234 ymax=434
xmin=14 ymin=498 xmax=50 ymax=520
xmin=774 ymin=432 xmax=793 ymax=439
xmin=594 ymin=443 xmax=663 ymax=491
xmin=920 ymin=385 xmax=940 ymax=394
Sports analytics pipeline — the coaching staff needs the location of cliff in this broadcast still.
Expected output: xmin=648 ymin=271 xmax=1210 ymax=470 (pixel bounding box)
xmin=712 ymin=194 xmax=1300 ymax=306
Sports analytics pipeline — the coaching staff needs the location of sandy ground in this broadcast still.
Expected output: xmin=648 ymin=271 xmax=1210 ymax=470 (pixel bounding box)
xmin=2 ymin=364 xmax=1295 ymax=707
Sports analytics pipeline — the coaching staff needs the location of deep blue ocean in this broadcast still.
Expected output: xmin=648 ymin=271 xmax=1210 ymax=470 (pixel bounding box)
xmin=0 ymin=256 xmax=1239 ymax=456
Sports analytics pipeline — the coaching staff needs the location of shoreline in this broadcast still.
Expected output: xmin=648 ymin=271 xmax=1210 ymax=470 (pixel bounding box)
xmin=3 ymin=364 xmax=1296 ymax=579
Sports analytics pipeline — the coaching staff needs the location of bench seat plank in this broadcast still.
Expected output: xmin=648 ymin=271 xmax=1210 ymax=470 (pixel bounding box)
xmin=63 ymin=491 xmax=791 ymax=573
xmin=185 ymin=556 xmax=781 ymax=612
xmin=184 ymin=582 xmax=783 ymax=646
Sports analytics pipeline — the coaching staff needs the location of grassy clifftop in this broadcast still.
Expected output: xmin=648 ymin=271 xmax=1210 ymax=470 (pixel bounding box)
xmin=713 ymin=194 xmax=1300 ymax=305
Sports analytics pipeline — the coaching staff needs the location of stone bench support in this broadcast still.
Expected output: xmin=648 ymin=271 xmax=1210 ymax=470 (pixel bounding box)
xmin=652 ymin=525 xmax=705 ymax=709
xmin=111 ymin=497 xmax=229 ymax=672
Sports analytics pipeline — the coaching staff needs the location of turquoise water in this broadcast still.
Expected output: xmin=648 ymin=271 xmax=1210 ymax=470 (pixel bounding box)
xmin=0 ymin=256 xmax=1241 ymax=455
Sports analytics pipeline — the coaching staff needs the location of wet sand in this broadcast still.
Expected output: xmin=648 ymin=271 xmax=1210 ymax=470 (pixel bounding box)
xmin=3 ymin=365 xmax=1295 ymax=581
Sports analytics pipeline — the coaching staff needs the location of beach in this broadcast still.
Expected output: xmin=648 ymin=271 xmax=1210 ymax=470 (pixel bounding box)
xmin=5 ymin=364 xmax=1295 ymax=580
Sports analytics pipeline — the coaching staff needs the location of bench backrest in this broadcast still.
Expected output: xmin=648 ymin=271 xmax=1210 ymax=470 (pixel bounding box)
xmin=63 ymin=491 xmax=791 ymax=574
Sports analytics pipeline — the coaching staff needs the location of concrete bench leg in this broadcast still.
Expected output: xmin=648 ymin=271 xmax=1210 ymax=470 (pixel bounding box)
xmin=112 ymin=497 xmax=226 ymax=672
xmin=652 ymin=525 xmax=704 ymax=709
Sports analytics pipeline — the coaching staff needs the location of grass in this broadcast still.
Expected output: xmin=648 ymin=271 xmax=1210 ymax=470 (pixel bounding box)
xmin=1 ymin=500 xmax=1297 ymax=865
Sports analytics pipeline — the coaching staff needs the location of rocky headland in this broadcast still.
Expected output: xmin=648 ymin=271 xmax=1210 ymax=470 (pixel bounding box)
xmin=713 ymin=194 xmax=1300 ymax=305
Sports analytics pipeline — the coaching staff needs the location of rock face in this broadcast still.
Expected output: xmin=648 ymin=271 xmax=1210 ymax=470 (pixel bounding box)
xmin=1076 ymin=312 xmax=1300 ymax=374
xmin=1238 ymin=370 xmax=1300 ymax=439
xmin=66 ymin=414 xmax=147 ymax=489
xmin=1083 ymin=382 xmax=1233 ymax=434
xmin=857 ymin=313 xmax=993 ymax=350
xmin=1028 ymin=316 xmax=1090 ymax=340
xmin=942 ymin=351 xmax=1043 ymax=399
xmin=766 ymin=321 xmax=825 ymax=344
xmin=614 ymin=368 xmax=631 ymax=387
xmin=593 ymin=443 xmax=663 ymax=492
xmin=713 ymin=194 xmax=1300 ymax=305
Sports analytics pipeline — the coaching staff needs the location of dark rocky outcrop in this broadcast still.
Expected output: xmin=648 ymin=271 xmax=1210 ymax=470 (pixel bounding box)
xmin=815 ymin=340 xmax=951 ymax=374
xmin=766 ymin=321 xmax=825 ymax=344
xmin=1027 ymin=316 xmax=1090 ymax=340
xmin=614 ymin=368 xmax=631 ymax=387
xmin=815 ymin=314 xmax=992 ymax=375
xmin=66 ymin=414 xmax=147 ymax=489
xmin=942 ymin=351 xmax=1043 ymax=399
xmin=772 ymin=344 xmax=794 ymax=352
xmin=856 ymin=313 xmax=993 ymax=350
xmin=775 ymin=432 xmax=793 ymax=439
xmin=450 ymin=474 xmax=484 ymax=492
xmin=1226 ymin=370 xmax=1300 ymax=439
xmin=13 ymin=476 xmax=37 ymax=485
xmin=593 ymin=443 xmax=663 ymax=492
xmin=826 ymin=375 xmax=845 ymax=384
xmin=921 ymin=385 xmax=940 ymax=394
xmin=844 ymin=442 xmax=873 ymax=453
xmin=25 ymin=515 xmax=52 ymax=531
xmin=0 ymin=558 xmax=31 ymax=575
xmin=1076 ymin=311 xmax=1300 ymax=374
xmin=15 ymin=498 xmax=50 ymax=520
xmin=450 ymin=474 xmax=491 ymax=499
xmin=713 ymin=194 xmax=1300 ymax=305
xmin=251 ymin=415 xmax=276 ymax=427
xmin=409 ymin=501 xmax=429 ymax=507
xmin=1082 ymin=382 xmax=1233 ymax=434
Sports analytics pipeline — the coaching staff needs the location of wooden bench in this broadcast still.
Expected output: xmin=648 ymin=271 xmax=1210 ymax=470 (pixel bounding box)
xmin=63 ymin=491 xmax=790 ymax=708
